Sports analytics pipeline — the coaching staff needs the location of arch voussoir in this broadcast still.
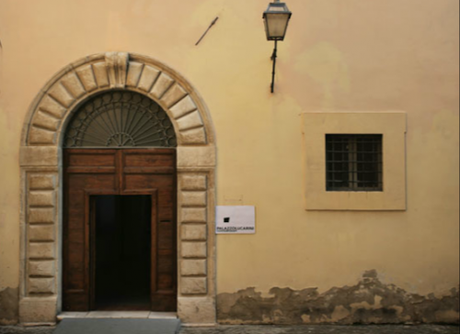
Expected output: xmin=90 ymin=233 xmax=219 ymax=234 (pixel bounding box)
xmin=26 ymin=53 xmax=212 ymax=147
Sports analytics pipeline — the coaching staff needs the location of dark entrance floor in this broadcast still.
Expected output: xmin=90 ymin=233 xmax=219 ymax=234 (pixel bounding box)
xmin=1 ymin=325 xmax=459 ymax=334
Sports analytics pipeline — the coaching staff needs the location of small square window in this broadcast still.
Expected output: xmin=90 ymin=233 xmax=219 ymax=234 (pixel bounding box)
xmin=302 ymin=112 xmax=406 ymax=210
xmin=326 ymin=134 xmax=383 ymax=191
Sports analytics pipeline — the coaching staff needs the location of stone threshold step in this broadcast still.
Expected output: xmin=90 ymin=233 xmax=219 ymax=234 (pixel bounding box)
xmin=57 ymin=311 xmax=177 ymax=320
xmin=54 ymin=318 xmax=181 ymax=334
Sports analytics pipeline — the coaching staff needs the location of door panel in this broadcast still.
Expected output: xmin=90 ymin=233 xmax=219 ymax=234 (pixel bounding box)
xmin=63 ymin=149 xmax=177 ymax=312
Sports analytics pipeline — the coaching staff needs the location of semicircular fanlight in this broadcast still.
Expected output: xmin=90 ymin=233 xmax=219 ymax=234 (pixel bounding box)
xmin=64 ymin=91 xmax=177 ymax=148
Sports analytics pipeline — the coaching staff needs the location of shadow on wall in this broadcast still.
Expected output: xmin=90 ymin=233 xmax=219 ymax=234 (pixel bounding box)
xmin=217 ymin=271 xmax=460 ymax=325
xmin=0 ymin=287 xmax=18 ymax=325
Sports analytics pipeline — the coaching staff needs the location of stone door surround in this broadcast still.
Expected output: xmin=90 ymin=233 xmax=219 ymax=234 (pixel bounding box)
xmin=19 ymin=52 xmax=217 ymax=325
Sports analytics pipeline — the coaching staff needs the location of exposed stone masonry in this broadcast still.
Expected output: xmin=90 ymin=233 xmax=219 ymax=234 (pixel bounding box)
xmin=217 ymin=271 xmax=459 ymax=325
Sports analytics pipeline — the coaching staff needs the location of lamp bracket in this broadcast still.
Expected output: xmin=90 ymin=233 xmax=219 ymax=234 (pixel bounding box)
xmin=271 ymin=40 xmax=278 ymax=93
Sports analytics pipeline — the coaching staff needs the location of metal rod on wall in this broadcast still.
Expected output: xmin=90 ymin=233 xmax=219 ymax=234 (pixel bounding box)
xmin=271 ymin=40 xmax=278 ymax=93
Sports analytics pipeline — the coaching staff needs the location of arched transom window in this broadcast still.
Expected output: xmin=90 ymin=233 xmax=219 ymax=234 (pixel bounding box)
xmin=64 ymin=91 xmax=177 ymax=148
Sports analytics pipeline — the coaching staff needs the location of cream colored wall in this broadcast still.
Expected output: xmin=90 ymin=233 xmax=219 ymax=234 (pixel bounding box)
xmin=0 ymin=0 xmax=458 ymax=303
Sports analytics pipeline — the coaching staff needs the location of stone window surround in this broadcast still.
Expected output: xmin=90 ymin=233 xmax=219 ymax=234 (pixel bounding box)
xmin=19 ymin=52 xmax=217 ymax=325
xmin=301 ymin=111 xmax=407 ymax=211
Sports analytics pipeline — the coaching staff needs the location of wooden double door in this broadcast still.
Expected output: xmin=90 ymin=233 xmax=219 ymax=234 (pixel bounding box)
xmin=63 ymin=149 xmax=177 ymax=312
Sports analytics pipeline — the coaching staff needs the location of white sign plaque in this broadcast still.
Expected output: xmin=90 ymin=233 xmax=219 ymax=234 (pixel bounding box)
xmin=216 ymin=206 xmax=256 ymax=234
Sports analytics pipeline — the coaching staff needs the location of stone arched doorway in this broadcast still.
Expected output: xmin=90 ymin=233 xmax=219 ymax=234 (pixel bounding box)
xmin=19 ymin=52 xmax=216 ymax=325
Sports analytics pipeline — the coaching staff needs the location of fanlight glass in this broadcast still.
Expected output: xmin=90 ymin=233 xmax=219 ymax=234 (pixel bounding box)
xmin=263 ymin=1 xmax=292 ymax=41
xmin=64 ymin=91 xmax=177 ymax=148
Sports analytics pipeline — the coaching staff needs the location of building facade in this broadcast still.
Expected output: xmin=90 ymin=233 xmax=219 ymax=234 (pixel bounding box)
xmin=0 ymin=0 xmax=459 ymax=326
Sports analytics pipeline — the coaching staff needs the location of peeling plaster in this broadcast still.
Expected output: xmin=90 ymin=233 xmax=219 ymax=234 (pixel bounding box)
xmin=217 ymin=271 xmax=459 ymax=325
xmin=0 ymin=287 xmax=18 ymax=325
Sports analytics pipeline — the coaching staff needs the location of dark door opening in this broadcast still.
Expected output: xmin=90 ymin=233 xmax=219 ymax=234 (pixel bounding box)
xmin=93 ymin=195 xmax=152 ymax=311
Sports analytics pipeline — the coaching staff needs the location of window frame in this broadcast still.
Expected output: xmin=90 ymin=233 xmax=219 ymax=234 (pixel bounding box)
xmin=325 ymin=134 xmax=383 ymax=192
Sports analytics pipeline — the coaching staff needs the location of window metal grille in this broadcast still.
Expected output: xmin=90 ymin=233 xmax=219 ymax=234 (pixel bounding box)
xmin=64 ymin=91 xmax=177 ymax=148
xmin=326 ymin=134 xmax=383 ymax=191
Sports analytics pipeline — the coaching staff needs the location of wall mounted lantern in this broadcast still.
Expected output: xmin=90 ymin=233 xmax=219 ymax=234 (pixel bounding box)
xmin=263 ymin=0 xmax=292 ymax=93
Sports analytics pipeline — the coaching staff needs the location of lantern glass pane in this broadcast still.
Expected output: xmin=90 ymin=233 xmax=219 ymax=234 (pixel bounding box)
xmin=265 ymin=13 xmax=290 ymax=39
